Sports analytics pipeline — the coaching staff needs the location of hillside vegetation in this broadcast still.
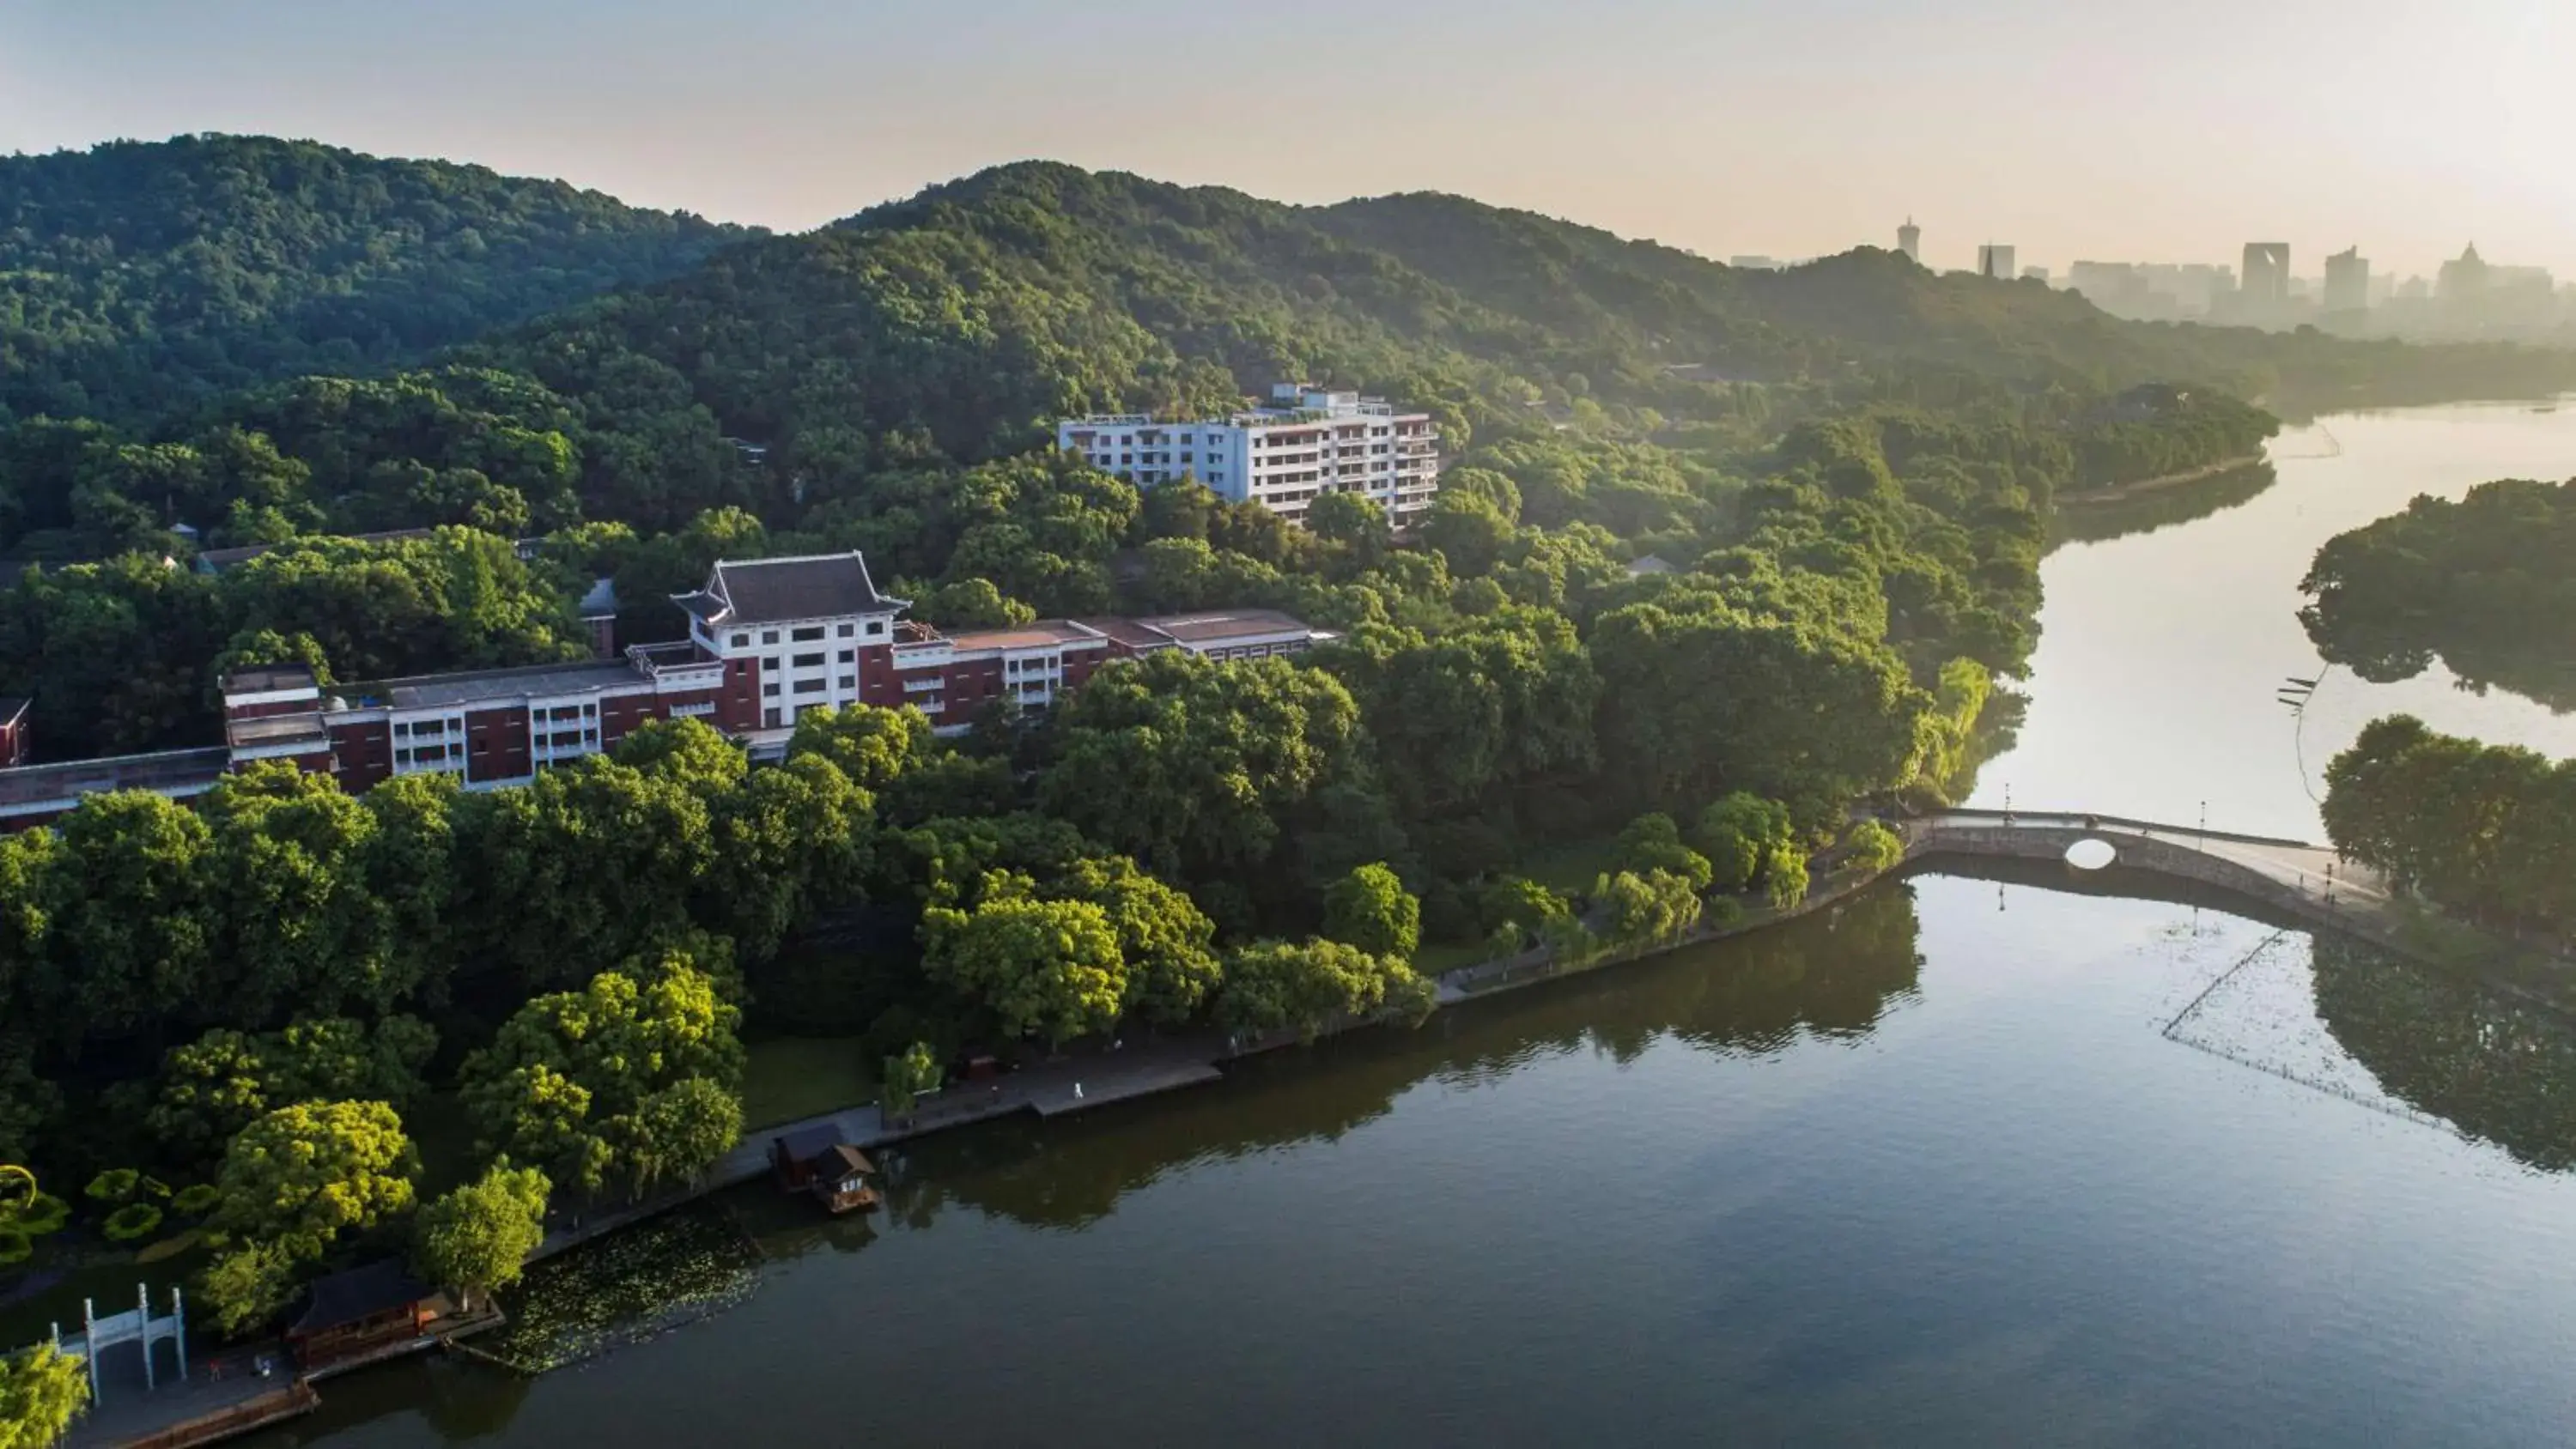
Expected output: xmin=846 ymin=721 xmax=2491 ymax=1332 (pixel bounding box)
xmin=0 ymin=134 xmax=749 ymax=424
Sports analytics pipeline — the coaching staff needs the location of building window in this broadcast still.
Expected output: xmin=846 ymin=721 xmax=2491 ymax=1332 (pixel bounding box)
xmin=792 ymin=626 xmax=824 ymax=642
xmin=837 ymin=623 xmax=856 ymax=638
xmin=836 ymin=650 xmax=855 ymax=664
xmin=762 ymin=630 xmax=780 ymax=645
xmin=838 ymin=675 xmax=857 ymax=690
xmin=793 ymin=652 xmax=824 ymax=669
xmin=794 ymin=679 xmax=826 ymax=694
xmin=865 ymin=620 xmax=886 ymax=639
xmin=763 ymin=708 xmax=782 ymax=728
xmin=732 ymin=633 xmax=749 ymax=648
xmin=764 ymin=657 xmax=781 ymax=674
xmin=762 ymin=682 xmax=781 ymax=698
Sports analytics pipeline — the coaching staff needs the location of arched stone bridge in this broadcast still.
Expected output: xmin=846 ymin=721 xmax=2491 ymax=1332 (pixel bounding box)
xmin=1905 ymin=809 xmax=2390 ymax=930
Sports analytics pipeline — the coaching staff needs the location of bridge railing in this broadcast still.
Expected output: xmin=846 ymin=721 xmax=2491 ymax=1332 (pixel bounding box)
xmin=1922 ymin=808 xmax=2318 ymax=852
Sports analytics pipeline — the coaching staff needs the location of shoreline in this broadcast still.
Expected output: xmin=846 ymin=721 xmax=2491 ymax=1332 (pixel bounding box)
xmin=541 ymin=811 xmax=2574 ymax=1266
xmin=2058 ymin=453 xmax=2269 ymax=506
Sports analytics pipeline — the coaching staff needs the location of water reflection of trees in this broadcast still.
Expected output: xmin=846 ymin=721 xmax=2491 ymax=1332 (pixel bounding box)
xmin=877 ymin=886 xmax=1923 ymax=1234
xmin=2302 ymin=622 xmax=2576 ymax=715
xmin=2312 ymin=933 xmax=2576 ymax=1171
xmin=2048 ymin=463 xmax=2277 ymax=550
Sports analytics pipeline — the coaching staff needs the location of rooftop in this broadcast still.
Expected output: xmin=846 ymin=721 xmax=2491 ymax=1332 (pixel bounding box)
xmin=1132 ymin=609 xmax=1315 ymax=646
xmin=1073 ymin=616 xmax=1168 ymax=650
xmin=0 ymin=746 xmax=229 ymax=810
xmin=288 ymin=1259 xmax=433 ymax=1337
xmin=227 ymin=714 xmax=330 ymax=748
xmin=940 ymin=620 xmax=1107 ymax=652
xmin=678 ymin=553 xmax=901 ymax=627
xmin=222 ymin=664 xmax=321 ymax=695
xmin=332 ymin=658 xmax=645 ymax=712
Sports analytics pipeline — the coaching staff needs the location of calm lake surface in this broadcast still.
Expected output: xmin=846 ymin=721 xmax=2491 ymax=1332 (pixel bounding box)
xmin=278 ymin=403 xmax=2576 ymax=1447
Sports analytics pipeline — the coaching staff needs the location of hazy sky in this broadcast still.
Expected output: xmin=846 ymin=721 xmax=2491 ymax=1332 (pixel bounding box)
xmin=9 ymin=0 xmax=2574 ymax=277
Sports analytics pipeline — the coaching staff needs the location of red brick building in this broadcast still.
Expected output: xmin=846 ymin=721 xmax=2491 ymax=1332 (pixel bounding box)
xmin=0 ymin=553 xmax=1322 ymax=828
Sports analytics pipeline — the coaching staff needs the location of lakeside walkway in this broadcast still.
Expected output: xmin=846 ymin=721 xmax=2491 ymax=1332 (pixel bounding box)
xmin=531 ymin=1036 xmax=1238 ymax=1263
xmin=531 ymin=803 xmax=2561 ymax=1282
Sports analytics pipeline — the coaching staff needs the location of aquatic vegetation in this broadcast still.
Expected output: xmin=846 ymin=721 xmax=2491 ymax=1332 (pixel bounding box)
xmin=479 ymin=1204 xmax=760 ymax=1373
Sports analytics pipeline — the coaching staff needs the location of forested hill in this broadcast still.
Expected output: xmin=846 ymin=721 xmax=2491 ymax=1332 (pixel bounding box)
xmin=0 ymin=134 xmax=751 ymax=424
xmin=1309 ymin=189 xmax=2576 ymax=411
xmin=8 ymin=154 xmax=2573 ymax=560
xmin=486 ymin=158 xmax=2576 ymax=487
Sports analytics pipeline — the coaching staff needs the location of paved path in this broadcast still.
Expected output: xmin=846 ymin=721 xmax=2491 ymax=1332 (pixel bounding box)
xmin=530 ymin=1034 xmax=1238 ymax=1263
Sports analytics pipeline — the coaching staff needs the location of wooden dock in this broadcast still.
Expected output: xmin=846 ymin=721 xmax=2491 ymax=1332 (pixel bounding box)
xmin=67 ymin=1304 xmax=504 ymax=1449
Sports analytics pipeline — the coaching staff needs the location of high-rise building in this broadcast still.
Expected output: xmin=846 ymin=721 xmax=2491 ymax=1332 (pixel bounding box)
xmin=2324 ymin=247 xmax=2371 ymax=315
xmin=1058 ymin=383 xmax=1442 ymax=525
xmin=1977 ymin=245 xmax=2017 ymax=282
xmin=1897 ymin=217 xmax=1921 ymax=263
xmin=2021 ymin=265 xmax=2051 ymax=284
xmin=2241 ymin=243 xmax=2291 ymax=306
xmin=2439 ymin=243 xmax=2491 ymax=302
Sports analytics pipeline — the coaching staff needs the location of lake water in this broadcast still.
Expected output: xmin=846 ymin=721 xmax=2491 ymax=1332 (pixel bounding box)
xmin=272 ymin=403 xmax=2576 ymax=1447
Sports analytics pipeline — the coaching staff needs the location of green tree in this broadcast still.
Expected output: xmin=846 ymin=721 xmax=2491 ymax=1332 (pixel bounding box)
xmin=921 ymin=888 xmax=1127 ymax=1047
xmin=210 ymin=1100 xmax=418 ymax=1260
xmin=1304 ymin=494 xmax=1392 ymax=574
xmin=42 ymin=790 xmax=216 ymax=1038
xmin=0 ymin=1343 xmax=88 ymax=1447
xmin=1613 ymin=814 xmax=1715 ymax=892
xmin=1038 ymin=652 xmax=1384 ymax=897
xmin=1597 ymin=869 xmax=1704 ymax=946
xmin=149 ymin=1016 xmax=437 ymax=1167
xmin=880 ymin=1041 xmax=945 ymax=1120
xmin=196 ymin=1240 xmax=305 ymax=1340
xmin=787 ymin=704 xmax=937 ymax=792
xmin=459 ymin=951 xmax=744 ymax=1197
xmin=1054 ymin=856 xmax=1222 ymax=1025
xmin=1843 ymin=820 xmax=1905 ymax=873
xmin=1215 ymin=939 xmax=1432 ymax=1040
xmin=1321 ymin=863 xmax=1422 ymax=960
xmin=1693 ymin=792 xmax=1797 ymax=895
xmin=412 ymin=1162 xmax=550 ymax=1311
xmin=604 ymin=1078 xmax=743 ymax=1198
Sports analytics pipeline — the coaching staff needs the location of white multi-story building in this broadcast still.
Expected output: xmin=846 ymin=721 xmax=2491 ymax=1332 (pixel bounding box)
xmin=1057 ymin=384 xmax=1441 ymax=525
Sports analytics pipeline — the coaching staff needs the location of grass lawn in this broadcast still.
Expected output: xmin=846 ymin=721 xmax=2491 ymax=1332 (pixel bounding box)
xmin=1516 ymin=833 xmax=1621 ymax=895
xmin=1413 ymin=939 xmax=1492 ymax=975
xmin=741 ymin=1036 xmax=877 ymax=1130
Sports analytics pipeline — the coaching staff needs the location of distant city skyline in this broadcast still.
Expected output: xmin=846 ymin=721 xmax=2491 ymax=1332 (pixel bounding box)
xmin=8 ymin=0 xmax=2576 ymax=278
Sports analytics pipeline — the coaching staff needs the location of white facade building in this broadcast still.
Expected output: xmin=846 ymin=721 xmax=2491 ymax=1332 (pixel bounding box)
xmin=1057 ymin=384 xmax=1441 ymax=525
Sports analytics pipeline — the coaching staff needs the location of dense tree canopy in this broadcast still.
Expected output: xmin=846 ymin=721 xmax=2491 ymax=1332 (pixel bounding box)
xmin=0 ymin=134 xmax=744 ymax=425
xmin=2323 ymin=715 xmax=2576 ymax=943
xmin=2301 ymin=477 xmax=2576 ymax=712
xmin=411 ymin=1161 xmax=550 ymax=1310
xmin=459 ymin=949 xmax=745 ymax=1197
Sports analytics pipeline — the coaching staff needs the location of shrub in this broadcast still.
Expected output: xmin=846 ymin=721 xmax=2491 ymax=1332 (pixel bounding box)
xmin=9 ymin=1193 xmax=70 ymax=1236
xmin=102 ymin=1203 xmax=165 ymax=1243
xmin=172 ymin=1185 xmax=222 ymax=1218
xmin=0 ymin=1230 xmax=29 ymax=1266
xmin=85 ymin=1168 xmax=139 ymax=1203
xmin=1843 ymin=820 xmax=1905 ymax=874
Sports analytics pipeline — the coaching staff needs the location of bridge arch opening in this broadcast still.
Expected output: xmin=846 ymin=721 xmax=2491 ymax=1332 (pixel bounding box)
xmin=2065 ymin=838 xmax=2117 ymax=871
